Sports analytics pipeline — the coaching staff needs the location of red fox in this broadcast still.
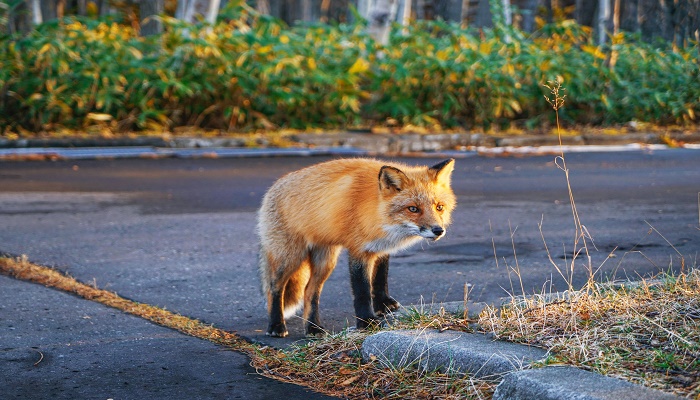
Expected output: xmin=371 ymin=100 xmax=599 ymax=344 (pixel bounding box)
xmin=258 ymin=158 xmax=456 ymax=337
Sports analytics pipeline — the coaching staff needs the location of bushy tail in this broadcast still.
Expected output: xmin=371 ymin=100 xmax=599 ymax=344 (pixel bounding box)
xmin=260 ymin=254 xmax=310 ymax=320
xmin=282 ymin=264 xmax=310 ymax=319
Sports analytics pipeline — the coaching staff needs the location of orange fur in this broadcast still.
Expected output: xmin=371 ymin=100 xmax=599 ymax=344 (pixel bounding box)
xmin=258 ymin=158 xmax=456 ymax=336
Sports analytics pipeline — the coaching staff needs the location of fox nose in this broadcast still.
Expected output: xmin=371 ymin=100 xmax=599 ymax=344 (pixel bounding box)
xmin=431 ymin=227 xmax=445 ymax=237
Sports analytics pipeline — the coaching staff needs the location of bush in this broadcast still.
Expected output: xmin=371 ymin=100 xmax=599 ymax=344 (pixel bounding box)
xmin=0 ymin=4 xmax=698 ymax=134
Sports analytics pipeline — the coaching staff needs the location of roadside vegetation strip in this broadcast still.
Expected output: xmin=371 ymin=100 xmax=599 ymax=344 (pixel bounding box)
xmin=479 ymin=271 xmax=700 ymax=398
xmin=0 ymin=255 xmax=250 ymax=349
xmin=2 ymin=3 xmax=699 ymax=133
xmin=5 ymin=253 xmax=697 ymax=398
xmin=0 ymin=255 xmax=493 ymax=399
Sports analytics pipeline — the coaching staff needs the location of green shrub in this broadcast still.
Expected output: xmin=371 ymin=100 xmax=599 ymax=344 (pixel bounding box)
xmin=0 ymin=4 xmax=698 ymax=134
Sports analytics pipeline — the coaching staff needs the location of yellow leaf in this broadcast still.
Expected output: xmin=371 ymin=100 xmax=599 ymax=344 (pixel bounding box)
xmin=502 ymin=63 xmax=515 ymax=75
xmin=307 ymin=57 xmax=316 ymax=70
xmin=128 ymin=48 xmax=143 ymax=60
xmin=38 ymin=43 xmax=52 ymax=56
xmin=87 ymin=113 xmax=113 ymax=121
xmin=256 ymin=45 xmax=272 ymax=54
xmin=509 ymin=100 xmax=522 ymax=113
xmin=348 ymin=58 xmax=370 ymax=74
xmin=279 ymin=35 xmax=289 ymax=44
xmin=581 ymin=45 xmax=606 ymax=60
xmin=478 ymin=42 xmax=491 ymax=54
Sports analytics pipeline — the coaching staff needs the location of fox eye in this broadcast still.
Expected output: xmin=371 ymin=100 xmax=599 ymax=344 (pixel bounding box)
xmin=436 ymin=204 xmax=444 ymax=212
xmin=407 ymin=206 xmax=420 ymax=213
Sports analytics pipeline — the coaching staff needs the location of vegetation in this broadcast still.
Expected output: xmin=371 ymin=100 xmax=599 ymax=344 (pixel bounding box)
xmin=0 ymin=1 xmax=698 ymax=135
xmin=480 ymin=271 xmax=700 ymax=398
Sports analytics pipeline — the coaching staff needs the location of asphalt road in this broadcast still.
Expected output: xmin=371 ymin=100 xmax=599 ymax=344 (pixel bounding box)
xmin=0 ymin=149 xmax=698 ymax=397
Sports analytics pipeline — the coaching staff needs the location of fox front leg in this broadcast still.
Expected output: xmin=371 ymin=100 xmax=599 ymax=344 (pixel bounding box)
xmin=348 ymin=255 xmax=380 ymax=329
xmin=372 ymin=254 xmax=400 ymax=316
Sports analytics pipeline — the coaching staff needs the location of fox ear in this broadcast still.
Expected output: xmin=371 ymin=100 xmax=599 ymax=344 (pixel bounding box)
xmin=429 ymin=158 xmax=455 ymax=185
xmin=379 ymin=166 xmax=408 ymax=192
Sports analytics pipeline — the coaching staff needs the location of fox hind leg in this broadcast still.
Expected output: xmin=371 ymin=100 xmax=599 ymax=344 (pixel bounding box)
xmin=263 ymin=248 xmax=309 ymax=338
xmin=303 ymin=245 xmax=341 ymax=337
xmin=372 ymin=254 xmax=401 ymax=316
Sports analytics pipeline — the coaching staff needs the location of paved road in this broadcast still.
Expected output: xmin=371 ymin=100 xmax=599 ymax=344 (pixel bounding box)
xmin=1 ymin=149 xmax=698 ymax=397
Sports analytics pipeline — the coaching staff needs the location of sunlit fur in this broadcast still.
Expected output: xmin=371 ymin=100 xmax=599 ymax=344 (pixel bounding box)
xmin=258 ymin=158 xmax=456 ymax=328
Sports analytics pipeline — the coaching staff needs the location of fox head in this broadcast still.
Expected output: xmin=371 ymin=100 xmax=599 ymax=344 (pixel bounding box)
xmin=378 ymin=158 xmax=456 ymax=244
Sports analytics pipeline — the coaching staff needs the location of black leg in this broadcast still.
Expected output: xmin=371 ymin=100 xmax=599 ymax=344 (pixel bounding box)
xmin=349 ymin=255 xmax=378 ymax=329
xmin=266 ymin=289 xmax=288 ymax=337
xmin=305 ymin=292 xmax=325 ymax=337
xmin=372 ymin=254 xmax=400 ymax=315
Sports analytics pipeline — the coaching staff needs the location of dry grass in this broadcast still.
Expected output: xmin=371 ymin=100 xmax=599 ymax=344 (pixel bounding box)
xmin=0 ymin=255 xmax=494 ymax=399
xmin=480 ymin=272 xmax=700 ymax=398
xmin=250 ymin=327 xmax=494 ymax=399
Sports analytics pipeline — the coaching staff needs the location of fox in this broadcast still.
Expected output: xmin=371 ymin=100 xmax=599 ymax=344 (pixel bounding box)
xmin=257 ymin=158 xmax=456 ymax=337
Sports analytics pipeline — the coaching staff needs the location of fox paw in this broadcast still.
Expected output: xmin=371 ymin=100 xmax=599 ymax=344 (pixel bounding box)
xmin=266 ymin=322 xmax=288 ymax=338
xmin=305 ymin=323 xmax=327 ymax=338
xmin=374 ymin=296 xmax=401 ymax=316
xmin=356 ymin=315 xmax=381 ymax=330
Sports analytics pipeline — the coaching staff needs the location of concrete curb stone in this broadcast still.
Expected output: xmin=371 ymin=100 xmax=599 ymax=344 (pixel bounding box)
xmin=361 ymin=329 xmax=683 ymax=399
xmin=493 ymin=366 xmax=682 ymax=400
xmin=366 ymin=300 xmax=684 ymax=400
xmin=361 ymin=329 xmax=548 ymax=380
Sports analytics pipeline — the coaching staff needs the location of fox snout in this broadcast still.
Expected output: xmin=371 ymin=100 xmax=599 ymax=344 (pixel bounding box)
xmin=419 ymin=225 xmax=446 ymax=240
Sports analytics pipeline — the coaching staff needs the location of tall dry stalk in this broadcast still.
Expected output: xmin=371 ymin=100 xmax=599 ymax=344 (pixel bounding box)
xmin=543 ymin=78 xmax=595 ymax=291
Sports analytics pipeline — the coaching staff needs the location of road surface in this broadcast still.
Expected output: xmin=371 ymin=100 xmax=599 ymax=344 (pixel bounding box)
xmin=1 ymin=150 xmax=698 ymax=351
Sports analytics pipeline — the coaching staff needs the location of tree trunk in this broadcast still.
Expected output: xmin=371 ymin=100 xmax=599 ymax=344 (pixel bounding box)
xmin=597 ymin=0 xmax=611 ymax=45
xmin=521 ymin=0 xmax=539 ymax=32
xmin=575 ymin=0 xmax=596 ymax=26
xmin=40 ymin=0 xmax=58 ymax=22
xmin=542 ymin=0 xmax=552 ymax=23
xmin=301 ymin=0 xmax=312 ymax=21
xmin=176 ymin=0 xmax=187 ymax=19
xmin=256 ymin=0 xmax=270 ymax=15
xmin=31 ymin=0 xmax=43 ymax=24
xmin=140 ymin=0 xmax=164 ymax=36
xmin=474 ymin=0 xmax=492 ymax=28
xmin=401 ymin=0 xmax=412 ymax=30
xmin=205 ymin=0 xmax=221 ymax=23
xmin=77 ymin=0 xmax=87 ymax=15
xmin=357 ymin=0 xmax=370 ymax=20
xmin=178 ymin=0 xmax=216 ymax=23
xmin=501 ymin=0 xmax=511 ymax=25
xmin=460 ymin=0 xmax=470 ymax=27
xmin=620 ymin=0 xmax=639 ymax=34
xmin=367 ymin=0 xmax=397 ymax=45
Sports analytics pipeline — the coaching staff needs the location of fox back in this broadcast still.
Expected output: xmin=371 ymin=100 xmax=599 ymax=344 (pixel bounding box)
xmin=258 ymin=158 xmax=456 ymax=256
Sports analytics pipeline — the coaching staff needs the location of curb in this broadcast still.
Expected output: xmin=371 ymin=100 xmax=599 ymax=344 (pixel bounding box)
xmin=363 ymin=301 xmax=684 ymax=400
xmin=0 ymin=146 xmax=372 ymax=161
xmin=361 ymin=328 xmax=683 ymax=400
xmin=361 ymin=329 xmax=548 ymax=380
xmin=1 ymin=131 xmax=700 ymax=161
xmin=493 ymin=366 xmax=681 ymax=400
